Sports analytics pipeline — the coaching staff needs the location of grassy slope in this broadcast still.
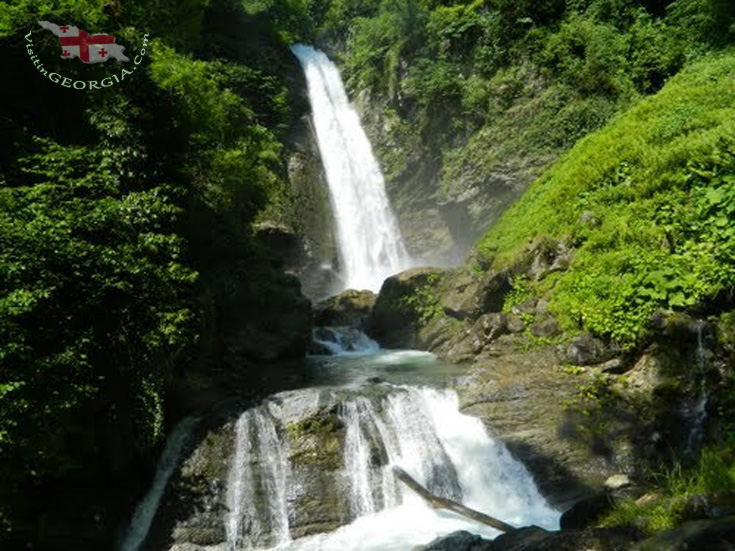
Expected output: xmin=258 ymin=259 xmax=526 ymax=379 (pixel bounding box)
xmin=477 ymin=51 xmax=735 ymax=346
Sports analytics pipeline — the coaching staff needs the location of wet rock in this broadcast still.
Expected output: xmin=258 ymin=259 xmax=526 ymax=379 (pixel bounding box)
xmin=309 ymin=339 xmax=334 ymax=355
xmin=416 ymin=530 xmax=492 ymax=550
xmin=632 ymin=516 xmax=735 ymax=550
xmin=565 ymin=334 xmax=614 ymax=366
xmin=285 ymin=114 xmax=339 ymax=301
xmin=314 ymin=289 xmax=376 ymax=329
xmin=560 ymin=492 xmax=615 ymax=530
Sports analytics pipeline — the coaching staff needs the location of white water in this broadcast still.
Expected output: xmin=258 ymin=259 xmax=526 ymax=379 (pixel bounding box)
xmin=312 ymin=326 xmax=381 ymax=356
xmin=222 ymin=386 xmax=557 ymax=551
xmin=227 ymin=406 xmax=292 ymax=550
xmin=291 ymin=44 xmax=412 ymax=292
xmin=285 ymin=388 xmax=557 ymax=550
xmin=118 ymin=416 xmax=200 ymax=551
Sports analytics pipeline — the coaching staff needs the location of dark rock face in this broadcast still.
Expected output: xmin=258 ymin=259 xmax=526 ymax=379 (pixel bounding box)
xmin=560 ymin=492 xmax=615 ymax=530
xmin=453 ymin=349 xmax=608 ymax=509
xmin=284 ymin=114 xmax=340 ymax=300
xmin=353 ymin=89 xmax=560 ymax=267
xmin=632 ymin=517 xmax=735 ymax=550
xmin=367 ymin=266 xmax=513 ymax=353
xmin=227 ymin=273 xmax=312 ymax=362
xmin=314 ymin=289 xmax=377 ymax=329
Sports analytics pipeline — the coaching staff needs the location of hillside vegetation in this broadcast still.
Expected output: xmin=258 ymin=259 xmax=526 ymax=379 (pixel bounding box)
xmin=477 ymin=51 xmax=735 ymax=346
xmin=0 ymin=0 xmax=309 ymax=511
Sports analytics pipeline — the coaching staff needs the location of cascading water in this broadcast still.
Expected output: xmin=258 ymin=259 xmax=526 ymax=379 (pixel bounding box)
xmin=291 ymin=44 xmax=411 ymax=292
xmin=227 ymin=405 xmax=292 ymax=550
xmin=220 ymin=385 xmax=557 ymax=551
xmin=312 ymin=326 xmax=381 ymax=355
xmin=684 ymin=323 xmax=709 ymax=460
xmin=118 ymin=416 xmax=200 ymax=551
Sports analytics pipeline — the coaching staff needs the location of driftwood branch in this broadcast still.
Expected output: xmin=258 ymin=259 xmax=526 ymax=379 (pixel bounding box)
xmin=392 ymin=466 xmax=517 ymax=533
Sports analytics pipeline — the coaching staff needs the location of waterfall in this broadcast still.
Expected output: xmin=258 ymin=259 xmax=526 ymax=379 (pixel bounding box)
xmin=118 ymin=416 xmax=200 ymax=551
xmin=227 ymin=406 xmax=292 ymax=550
xmin=221 ymin=387 xmax=557 ymax=550
xmin=291 ymin=44 xmax=411 ymax=292
xmin=684 ymin=323 xmax=709 ymax=460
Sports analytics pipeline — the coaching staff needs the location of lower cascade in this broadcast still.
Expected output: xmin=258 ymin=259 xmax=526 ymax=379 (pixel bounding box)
xmin=123 ymin=358 xmax=559 ymax=550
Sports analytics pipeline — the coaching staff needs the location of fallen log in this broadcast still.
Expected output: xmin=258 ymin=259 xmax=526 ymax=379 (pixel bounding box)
xmin=392 ymin=466 xmax=517 ymax=533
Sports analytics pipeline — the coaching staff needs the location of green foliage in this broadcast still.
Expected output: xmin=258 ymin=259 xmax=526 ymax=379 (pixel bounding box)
xmin=601 ymin=446 xmax=735 ymax=534
xmin=401 ymin=273 xmax=444 ymax=324
xmin=0 ymin=0 xmax=304 ymax=500
xmin=478 ymin=52 xmax=735 ymax=347
xmin=502 ymin=276 xmax=534 ymax=313
xmin=0 ymin=138 xmax=197 ymax=482
xmin=541 ymin=15 xmax=628 ymax=96
xmin=0 ymin=0 xmax=109 ymax=38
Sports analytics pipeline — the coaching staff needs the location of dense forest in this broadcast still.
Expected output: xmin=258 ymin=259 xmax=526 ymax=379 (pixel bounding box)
xmin=1 ymin=0 xmax=735 ymax=548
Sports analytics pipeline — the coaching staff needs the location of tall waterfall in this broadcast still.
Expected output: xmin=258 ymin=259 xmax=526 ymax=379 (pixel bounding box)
xmin=291 ymin=44 xmax=411 ymax=292
xmin=223 ymin=387 xmax=557 ymax=550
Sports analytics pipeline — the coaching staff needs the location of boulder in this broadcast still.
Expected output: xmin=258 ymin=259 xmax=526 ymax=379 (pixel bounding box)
xmin=531 ymin=316 xmax=562 ymax=338
xmin=523 ymin=237 xmax=574 ymax=281
xmin=565 ymin=334 xmax=615 ymax=366
xmin=314 ymin=289 xmax=376 ymax=329
xmin=471 ymin=313 xmax=510 ymax=353
xmin=560 ymin=492 xmax=615 ymax=530
xmin=367 ymin=267 xmax=446 ymax=349
xmin=491 ymin=526 xmax=637 ymax=550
